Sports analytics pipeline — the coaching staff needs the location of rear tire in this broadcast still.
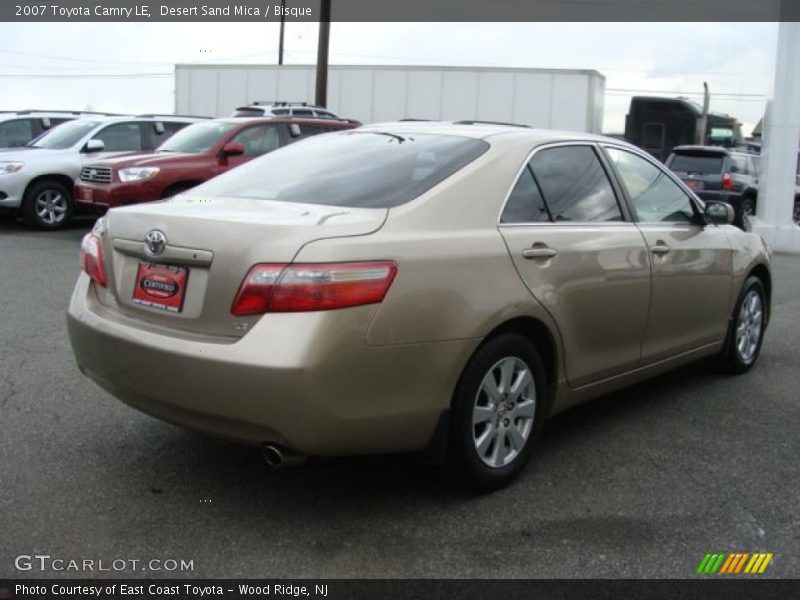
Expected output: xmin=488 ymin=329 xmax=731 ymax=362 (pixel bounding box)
xmin=718 ymin=276 xmax=767 ymax=374
xmin=446 ymin=333 xmax=547 ymax=491
xmin=22 ymin=179 xmax=73 ymax=230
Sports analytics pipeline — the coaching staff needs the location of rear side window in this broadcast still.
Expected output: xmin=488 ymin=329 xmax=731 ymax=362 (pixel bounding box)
xmin=729 ymin=154 xmax=750 ymax=175
xmin=528 ymin=146 xmax=623 ymax=222
xmin=294 ymin=124 xmax=331 ymax=138
xmin=230 ymin=124 xmax=281 ymax=156
xmin=0 ymin=119 xmax=34 ymax=147
xmin=189 ymin=132 xmax=489 ymax=208
xmin=92 ymin=122 xmax=143 ymax=152
xmin=668 ymin=153 xmax=724 ymax=174
xmin=500 ymin=167 xmax=549 ymax=223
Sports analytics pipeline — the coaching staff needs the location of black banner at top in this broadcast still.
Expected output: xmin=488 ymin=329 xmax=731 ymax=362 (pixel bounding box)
xmin=1 ymin=0 xmax=799 ymax=22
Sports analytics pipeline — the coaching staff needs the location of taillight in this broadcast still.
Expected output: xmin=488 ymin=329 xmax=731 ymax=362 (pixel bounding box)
xmin=231 ymin=261 xmax=397 ymax=316
xmin=722 ymin=172 xmax=735 ymax=191
xmin=80 ymin=233 xmax=107 ymax=287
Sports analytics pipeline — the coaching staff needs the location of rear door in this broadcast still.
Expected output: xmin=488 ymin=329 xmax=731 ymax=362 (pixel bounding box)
xmin=499 ymin=143 xmax=651 ymax=387
xmin=604 ymin=145 xmax=733 ymax=363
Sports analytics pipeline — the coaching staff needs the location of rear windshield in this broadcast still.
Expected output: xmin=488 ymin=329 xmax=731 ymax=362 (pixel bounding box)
xmin=668 ymin=153 xmax=725 ymax=174
xmin=30 ymin=120 xmax=100 ymax=149
xmin=232 ymin=108 xmax=264 ymax=118
xmin=188 ymin=131 xmax=490 ymax=208
xmin=157 ymin=121 xmax=239 ymax=153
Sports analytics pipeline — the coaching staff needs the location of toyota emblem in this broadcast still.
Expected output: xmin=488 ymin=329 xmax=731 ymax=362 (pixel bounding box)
xmin=144 ymin=230 xmax=167 ymax=256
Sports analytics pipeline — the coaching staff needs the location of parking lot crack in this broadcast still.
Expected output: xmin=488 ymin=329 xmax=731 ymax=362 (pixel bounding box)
xmin=0 ymin=376 xmax=17 ymax=408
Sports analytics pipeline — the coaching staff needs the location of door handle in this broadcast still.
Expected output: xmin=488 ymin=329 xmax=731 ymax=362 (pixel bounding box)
xmin=522 ymin=245 xmax=558 ymax=260
xmin=650 ymin=242 xmax=671 ymax=255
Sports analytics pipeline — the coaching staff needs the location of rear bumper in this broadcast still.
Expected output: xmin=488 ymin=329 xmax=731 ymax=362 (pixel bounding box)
xmin=75 ymin=180 xmax=161 ymax=209
xmin=67 ymin=274 xmax=474 ymax=455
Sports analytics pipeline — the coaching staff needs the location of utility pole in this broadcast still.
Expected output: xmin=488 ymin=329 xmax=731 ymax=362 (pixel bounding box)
xmin=315 ymin=0 xmax=331 ymax=107
xmin=278 ymin=0 xmax=286 ymax=65
xmin=696 ymin=81 xmax=710 ymax=145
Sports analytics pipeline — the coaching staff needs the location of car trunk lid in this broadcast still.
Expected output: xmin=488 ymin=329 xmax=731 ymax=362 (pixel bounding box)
xmin=97 ymin=196 xmax=388 ymax=338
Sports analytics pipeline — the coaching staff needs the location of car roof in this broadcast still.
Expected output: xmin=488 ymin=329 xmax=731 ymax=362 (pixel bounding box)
xmin=357 ymin=121 xmax=633 ymax=148
xmin=215 ymin=116 xmax=355 ymax=127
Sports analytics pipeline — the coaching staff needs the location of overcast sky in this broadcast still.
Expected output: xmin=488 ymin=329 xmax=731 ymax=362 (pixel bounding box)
xmin=0 ymin=22 xmax=776 ymax=133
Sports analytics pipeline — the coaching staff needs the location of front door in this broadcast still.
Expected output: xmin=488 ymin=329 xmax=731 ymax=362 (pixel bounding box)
xmin=603 ymin=146 xmax=733 ymax=364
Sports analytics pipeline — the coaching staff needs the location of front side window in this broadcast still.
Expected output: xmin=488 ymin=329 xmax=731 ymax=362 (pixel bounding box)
xmin=528 ymin=146 xmax=623 ymax=222
xmin=30 ymin=120 xmax=100 ymax=149
xmin=158 ymin=121 xmax=239 ymax=154
xmin=0 ymin=119 xmax=34 ymax=147
xmin=91 ymin=122 xmax=143 ymax=152
xmin=606 ymin=147 xmax=696 ymax=224
xmin=188 ymin=131 xmax=489 ymax=209
xmin=230 ymin=125 xmax=282 ymax=157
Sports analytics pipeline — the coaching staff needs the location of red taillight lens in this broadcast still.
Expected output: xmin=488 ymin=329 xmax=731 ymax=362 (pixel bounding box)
xmin=80 ymin=233 xmax=107 ymax=287
xmin=722 ymin=172 xmax=735 ymax=191
xmin=231 ymin=261 xmax=398 ymax=316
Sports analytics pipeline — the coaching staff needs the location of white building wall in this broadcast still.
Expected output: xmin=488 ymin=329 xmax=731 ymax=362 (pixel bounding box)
xmin=175 ymin=65 xmax=605 ymax=132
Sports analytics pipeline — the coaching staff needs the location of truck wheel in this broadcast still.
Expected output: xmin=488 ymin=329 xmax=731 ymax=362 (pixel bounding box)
xmin=22 ymin=180 xmax=73 ymax=230
xmin=446 ymin=333 xmax=547 ymax=491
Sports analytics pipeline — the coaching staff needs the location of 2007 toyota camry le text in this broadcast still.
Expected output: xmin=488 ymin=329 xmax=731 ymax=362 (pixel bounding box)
xmin=67 ymin=122 xmax=771 ymax=490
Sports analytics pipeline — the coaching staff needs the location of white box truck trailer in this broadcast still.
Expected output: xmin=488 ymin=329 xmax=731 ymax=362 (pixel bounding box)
xmin=175 ymin=64 xmax=605 ymax=133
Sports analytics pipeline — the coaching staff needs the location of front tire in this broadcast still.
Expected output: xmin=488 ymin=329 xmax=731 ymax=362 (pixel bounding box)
xmin=22 ymin=180 xmax=73 ymax=229
xmin=447 ymin=333 xmax=547 ymax=491
xmin=718 ymin=276 xmax=767 ymax=374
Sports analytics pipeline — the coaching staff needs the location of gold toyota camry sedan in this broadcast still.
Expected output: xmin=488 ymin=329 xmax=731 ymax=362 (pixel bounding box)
xmin=68 ymin=122 xmax=771 ymax=489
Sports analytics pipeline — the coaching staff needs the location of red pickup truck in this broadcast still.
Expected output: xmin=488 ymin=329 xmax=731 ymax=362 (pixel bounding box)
xmin=75 ymin=117 xmax=358 ymax=210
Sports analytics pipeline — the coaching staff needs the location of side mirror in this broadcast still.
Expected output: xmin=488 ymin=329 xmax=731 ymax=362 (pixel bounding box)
xmin=704 ymin=201 xmax=735 ymax=226
xmin=83 ymin=139 xmax=105 ymax=153
xmin=220 ymin=142 xmax=245 ymax=157
xmin=288 ymin=123 xmax=302 ymax=138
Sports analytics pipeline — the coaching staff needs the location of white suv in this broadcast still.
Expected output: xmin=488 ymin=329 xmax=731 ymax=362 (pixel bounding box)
xmin=232 ymin=102 xmax=342 ymax=120
xmin=0 ymin=115 xmax=203 ymax=229
xmin=0 ymin=110 xmax=116 ymax=149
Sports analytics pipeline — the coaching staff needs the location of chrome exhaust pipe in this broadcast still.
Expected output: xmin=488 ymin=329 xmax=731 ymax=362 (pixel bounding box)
xmin=261 ymin=444 xmax=307 ymax=468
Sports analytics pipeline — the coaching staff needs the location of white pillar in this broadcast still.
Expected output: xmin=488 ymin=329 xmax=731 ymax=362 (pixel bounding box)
xmin=752 ymin=21 xmax=800 ymax=253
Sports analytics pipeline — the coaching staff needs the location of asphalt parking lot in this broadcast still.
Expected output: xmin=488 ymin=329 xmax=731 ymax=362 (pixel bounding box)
xmin=1 ymin=219 xmax=798 ymax=579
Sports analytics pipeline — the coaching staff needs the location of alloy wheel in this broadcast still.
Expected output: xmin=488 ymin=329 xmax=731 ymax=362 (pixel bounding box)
xmin=735 ymin=289 xmax=763 ymax=364
xmin=472 ymin=356 xmax=536 ymax=468
xmin=34 ymin=189 xmax=68 ymax=225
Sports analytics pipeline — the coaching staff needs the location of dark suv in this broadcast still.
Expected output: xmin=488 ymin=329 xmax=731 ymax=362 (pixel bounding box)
xmin=666 ymin=146 xmax=758 ymax=228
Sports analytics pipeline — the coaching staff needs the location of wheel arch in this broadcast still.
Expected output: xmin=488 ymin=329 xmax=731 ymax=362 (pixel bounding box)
xmin=747 ymin=262 xmax=772 ymax=324
xmin=23 ymin=173 xmax=75 ymax=201
xmin=421 ymin=314 xmax=560 ymax=466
